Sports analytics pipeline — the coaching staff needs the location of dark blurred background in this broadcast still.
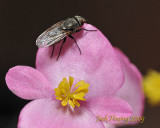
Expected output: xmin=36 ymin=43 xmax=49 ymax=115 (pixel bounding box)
xmin=0 ymin=0 xmax=160 ymax=127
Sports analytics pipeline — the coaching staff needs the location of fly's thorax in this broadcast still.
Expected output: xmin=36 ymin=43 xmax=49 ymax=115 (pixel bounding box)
xmin=61 ymin=18 xmax=80 ymax=31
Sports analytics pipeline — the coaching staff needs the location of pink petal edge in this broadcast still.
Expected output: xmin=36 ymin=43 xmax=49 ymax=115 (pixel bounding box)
xmin=5 ymin=66 xmax=54 ymax=100
xmin=115 ymin=47 xmax=145 ymax=125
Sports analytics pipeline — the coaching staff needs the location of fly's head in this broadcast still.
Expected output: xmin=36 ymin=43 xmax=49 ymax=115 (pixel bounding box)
xmin=74 ymin=16 xmax=86 ymax=26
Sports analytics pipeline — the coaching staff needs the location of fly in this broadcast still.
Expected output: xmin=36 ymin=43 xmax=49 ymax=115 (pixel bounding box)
xmin=36 ymin=16 xmax=96 ymax=60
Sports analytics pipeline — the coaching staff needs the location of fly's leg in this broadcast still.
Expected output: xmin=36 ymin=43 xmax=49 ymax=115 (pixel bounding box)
xmin=68 ymin=35 xmax=81 ymax=54
xmin=51 ymin=45 xmax=55 ymax=58
xmin=76 ymin=28 xmax=97 ymax=32
xmin=56 ymin=37 xmax=66 ymax=60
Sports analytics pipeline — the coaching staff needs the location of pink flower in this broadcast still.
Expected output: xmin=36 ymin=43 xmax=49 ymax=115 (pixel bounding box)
xmin=5 ymin=24 xmax=143 ymax=128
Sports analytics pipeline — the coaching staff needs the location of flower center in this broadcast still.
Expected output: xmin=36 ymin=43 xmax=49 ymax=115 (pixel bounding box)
xmin=54 ymin=76 xmax=89 ymax=108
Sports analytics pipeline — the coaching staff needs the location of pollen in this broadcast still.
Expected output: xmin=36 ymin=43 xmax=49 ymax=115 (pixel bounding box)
xmin=54 ymin=76 xmax=89 ymax=108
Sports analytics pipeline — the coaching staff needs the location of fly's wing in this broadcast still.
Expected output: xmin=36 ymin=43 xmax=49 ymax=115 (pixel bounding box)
xmin=36 ymin=21 xmax=68 ymax=48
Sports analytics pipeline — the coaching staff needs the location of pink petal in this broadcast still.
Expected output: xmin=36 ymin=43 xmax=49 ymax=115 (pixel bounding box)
xmin=85 ymin=96 xmax=132 ymax=124
xmin=115 ymin=48 xmax=145 ymax=125
xmin=5 ymin=66 xmax=54 ymax=100
xmin=18 ymin=99 xmax=105 ymax=128
xmin=36 ymin=23 xmax=124 ymax=98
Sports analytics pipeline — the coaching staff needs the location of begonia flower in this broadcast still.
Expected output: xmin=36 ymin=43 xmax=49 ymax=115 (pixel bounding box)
xmin=5 ymin=24 xmax=134 ymax=128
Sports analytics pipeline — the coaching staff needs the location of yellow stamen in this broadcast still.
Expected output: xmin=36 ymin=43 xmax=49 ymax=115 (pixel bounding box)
xmin=54 ymin=76 xmax=89 ymax=108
